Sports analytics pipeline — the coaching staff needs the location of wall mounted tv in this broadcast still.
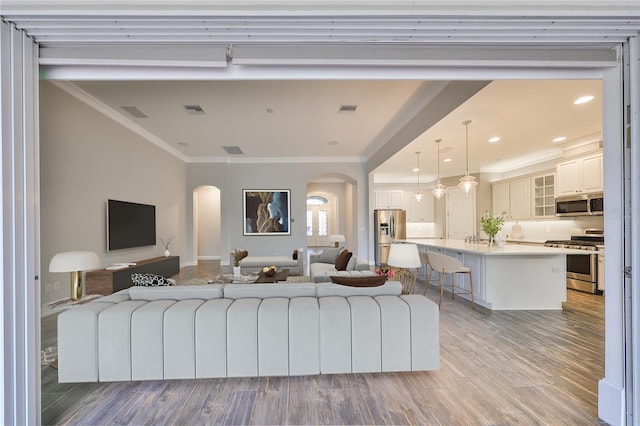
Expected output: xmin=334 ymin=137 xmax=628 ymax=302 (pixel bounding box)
xmin=107 ymin=199 xmax=156 ymax=251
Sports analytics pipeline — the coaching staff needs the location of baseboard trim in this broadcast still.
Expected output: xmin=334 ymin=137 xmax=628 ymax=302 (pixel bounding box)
xmin=598 ymin=378 xmax=625 ymax=425
xmin=198 ymin=256 xmax=221 ymax=261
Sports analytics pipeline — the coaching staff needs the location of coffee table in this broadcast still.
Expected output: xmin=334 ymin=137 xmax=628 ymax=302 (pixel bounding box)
xmin=254 ymin=268 xmax=289 ymax=283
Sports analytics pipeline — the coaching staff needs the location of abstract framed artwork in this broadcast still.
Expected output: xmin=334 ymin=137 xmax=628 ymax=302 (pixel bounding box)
xmin=243 ymin=190 xmax=291 ymax=235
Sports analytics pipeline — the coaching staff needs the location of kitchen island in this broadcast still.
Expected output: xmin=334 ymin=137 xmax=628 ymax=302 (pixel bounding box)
xmin=405 ymin=239 xmax=585 ymax=310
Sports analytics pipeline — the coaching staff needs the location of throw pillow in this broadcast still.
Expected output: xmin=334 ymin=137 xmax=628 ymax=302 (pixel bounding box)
xmin=330 ymin=275 xmax=386 ymax=287
xmin=292 ymin=249 xmax=298 ymax=260
xmin=346 ymin=255 xmax=357 ymax=271
xmin=334 ymin=249 xmax=352 ymax=271
xmin=317 ymin=247 xmax=343 ymax=264
xmin=131 ymin=273 xmax=174 ymax=286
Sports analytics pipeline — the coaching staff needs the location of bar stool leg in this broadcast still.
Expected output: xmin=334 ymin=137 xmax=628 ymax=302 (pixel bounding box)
xmin=451 ymin=272 xmax=455 ymax=300
xmin=438 ymin=268 xmax=445 ymax=309
xmin=468 ymin=271 xmax=475 ymax=310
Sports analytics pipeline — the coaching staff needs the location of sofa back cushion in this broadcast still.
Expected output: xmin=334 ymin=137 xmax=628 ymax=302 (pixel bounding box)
xmin=316 ymin=247 xmax=343 ymax=264
xmin=128 ymin=284 xmax=223 ymax=300
xmin=316 ymin=281 xmax=402 ymax=297
xmin=223 ymin=283 xmax=317 ymax=299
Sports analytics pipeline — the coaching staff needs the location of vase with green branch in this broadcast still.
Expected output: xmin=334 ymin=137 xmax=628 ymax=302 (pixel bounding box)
xmin=480 ymin=211 xmax=506 ymax=246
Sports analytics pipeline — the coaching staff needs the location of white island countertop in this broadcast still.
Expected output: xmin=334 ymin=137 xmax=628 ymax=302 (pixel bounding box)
xmin=404 ymin=238 xmax=586 ymax=256
xmin=401 ymin=238 xmax=581 ymax=311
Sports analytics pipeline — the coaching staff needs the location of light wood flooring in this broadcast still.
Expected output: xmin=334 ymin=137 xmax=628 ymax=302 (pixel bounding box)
xmin=41 ymin=260 xmax=606 ymax=425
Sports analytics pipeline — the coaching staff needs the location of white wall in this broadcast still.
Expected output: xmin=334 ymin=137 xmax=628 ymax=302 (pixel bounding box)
xmin=186 ymin=162 xmax=368 ymax=265
xmin=39 ymin=82 xmax=188 ymax=304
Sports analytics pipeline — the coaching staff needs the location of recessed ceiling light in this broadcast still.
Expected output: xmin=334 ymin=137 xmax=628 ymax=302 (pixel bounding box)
xmin=266 ymin=108 xmax=274 ymax=114
xmin=177 ymin=142 xmax=189 ymax=147
xmin=574 ymin=95 xmax=594 ymax=105
xmin=553 ymin=136 xmax=567 ymax=143
xmin=412 ymin=167 xmax=419 ymax=172
xmin=443 ymin=158 xmax=452 ymax=163
xmin=328 ymin=140 xmax=338 ymax=146
xmin=488 ymin=136 xmax=501 ymax=143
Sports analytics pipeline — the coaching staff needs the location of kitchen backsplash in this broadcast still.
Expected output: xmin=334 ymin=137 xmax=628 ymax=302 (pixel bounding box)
xmin=501 ymin=216 xmax=604 ymax=241
xmin=405 ymin=216 xmax=604 ymax=241
xmin=406 ymin=222 xmax=437 ymax=238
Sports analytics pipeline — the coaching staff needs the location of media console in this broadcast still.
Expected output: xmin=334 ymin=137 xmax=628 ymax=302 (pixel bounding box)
xmin=86 ymin=256 xmax=180 ymax=295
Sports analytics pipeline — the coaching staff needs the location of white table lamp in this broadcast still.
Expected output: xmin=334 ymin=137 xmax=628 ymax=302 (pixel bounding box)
xmin=49 ymin=251 xmax=100 ymax=301
xmin=387 ymin=243 xmax=422 ymax=294
xmin=329 ymin=234 xmax=346 ymax=248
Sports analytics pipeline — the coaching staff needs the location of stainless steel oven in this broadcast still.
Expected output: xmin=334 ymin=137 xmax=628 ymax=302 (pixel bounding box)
xmin=566 ymin=251 xmax=598 ymax=292
xmin=545 ymin=230 xmax=603 ymax=294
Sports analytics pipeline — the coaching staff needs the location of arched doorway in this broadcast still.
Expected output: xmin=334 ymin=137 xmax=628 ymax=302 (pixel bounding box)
xmin=306 ymin=191 xmax=337 ymax=247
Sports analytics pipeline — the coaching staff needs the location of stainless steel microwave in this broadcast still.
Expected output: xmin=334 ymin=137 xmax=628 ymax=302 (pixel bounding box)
xmin=556 ymin=193 xmax=604 ymax=216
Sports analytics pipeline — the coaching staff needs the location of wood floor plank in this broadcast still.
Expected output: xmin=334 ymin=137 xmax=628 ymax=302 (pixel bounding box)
xmin=249 ymin=376 xmax=289 ymax=425
xmin=302 ymin=374 xmax=334 ymax=425
xmin=41 ymin=260 xmax=606 ymax=425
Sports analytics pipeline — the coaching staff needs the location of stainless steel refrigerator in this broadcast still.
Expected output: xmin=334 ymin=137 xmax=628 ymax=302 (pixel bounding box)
xmin=374 ymin=209 xmax=407 ymax=265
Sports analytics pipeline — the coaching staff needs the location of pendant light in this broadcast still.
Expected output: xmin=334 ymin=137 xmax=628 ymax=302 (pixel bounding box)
xmin=414 ymin=151 xmax=424 ymax=203
xmin=457 ymin=119 xmax=478 ymax=196
xmin=432 ymin=138 xmax=446 ymax=200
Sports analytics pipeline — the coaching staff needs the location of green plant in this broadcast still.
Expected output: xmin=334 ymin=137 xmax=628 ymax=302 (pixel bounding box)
xmin=480 ymin=211 xmax=506 ymax=238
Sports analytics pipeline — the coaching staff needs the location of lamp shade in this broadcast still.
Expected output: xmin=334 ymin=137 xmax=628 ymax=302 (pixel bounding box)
xmin=49 ymin=251 xmax=100 ymax=272
xmin=386 ymin=243 xmax=421 ymax=269
xmin=329 ymin=235 xmax=346 ymax=243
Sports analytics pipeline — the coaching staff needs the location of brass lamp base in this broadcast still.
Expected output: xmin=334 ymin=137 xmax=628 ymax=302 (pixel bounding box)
xmin=395 ymin=268 xmax=417 ymax=295
xmin=70 ymin=270 xmax=83 ymax=301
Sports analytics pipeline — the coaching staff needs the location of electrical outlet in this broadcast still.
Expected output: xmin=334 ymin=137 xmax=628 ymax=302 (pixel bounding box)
xmin=545 ymin=226 xmax=551 ymax=233
xmin=53 ymin=282 xmax=60 ymax=291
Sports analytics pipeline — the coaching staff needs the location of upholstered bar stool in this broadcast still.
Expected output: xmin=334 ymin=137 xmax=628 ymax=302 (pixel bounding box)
xmin=425 ymin=251 xmax=475 ymax=310
xmin=420 ymin=250 xmax=438 ymax=295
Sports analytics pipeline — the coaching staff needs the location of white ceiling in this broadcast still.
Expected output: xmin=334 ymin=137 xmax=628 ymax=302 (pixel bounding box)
xmin=59 ymin=78 xmax=602 ymax=183
xmin=1 ymin=1 xmax=622 ymax=183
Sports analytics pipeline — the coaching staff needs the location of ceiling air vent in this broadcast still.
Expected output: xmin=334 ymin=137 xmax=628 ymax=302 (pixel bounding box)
xmin=121 ymin=106 xmax=148 ymax=118
xmin=338 ymin=104 xmax=358 ymax=113
xmin=184 ymin=105 xmax=206 ymax=115
xmin=223 ymin=146 xmax=243 ymax=155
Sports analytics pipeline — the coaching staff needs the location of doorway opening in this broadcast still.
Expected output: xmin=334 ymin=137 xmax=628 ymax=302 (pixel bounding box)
xmin=193 ymin=185 xmax=221 ymax=261
xmin=306 ymin=192 xmax=337 ymax=247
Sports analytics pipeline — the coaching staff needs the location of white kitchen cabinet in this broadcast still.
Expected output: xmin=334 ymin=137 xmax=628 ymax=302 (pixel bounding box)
xmin=492 ymin=181 xmax=510 ymax=217
xmin=509 ymin=178 xmax=531 ymax=219
xmin=406 ymin=190 xmax=435 ymax=222
xmin=374 ymin=190 xmax=403 ymax=209
xmin=555 ymin=152 xmax=603 ymax=196
xmin=533 ymin=173 xmax=556 ymax=217
xmin=491 ymin=177 xmax=531 ymax=219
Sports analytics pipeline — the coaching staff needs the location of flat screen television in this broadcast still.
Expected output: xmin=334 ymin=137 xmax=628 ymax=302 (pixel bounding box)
xmin=107 ymin=199 xmax=156 ymax=251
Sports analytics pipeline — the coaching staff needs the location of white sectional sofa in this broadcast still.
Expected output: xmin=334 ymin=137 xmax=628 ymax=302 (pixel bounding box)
xmin=239 ymin=254 xmax=304 ymax=275
xmin=57 ymin=281 xmax=439 ymax=383
xmin=309 ymin=252 xmax=373 ymax=283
